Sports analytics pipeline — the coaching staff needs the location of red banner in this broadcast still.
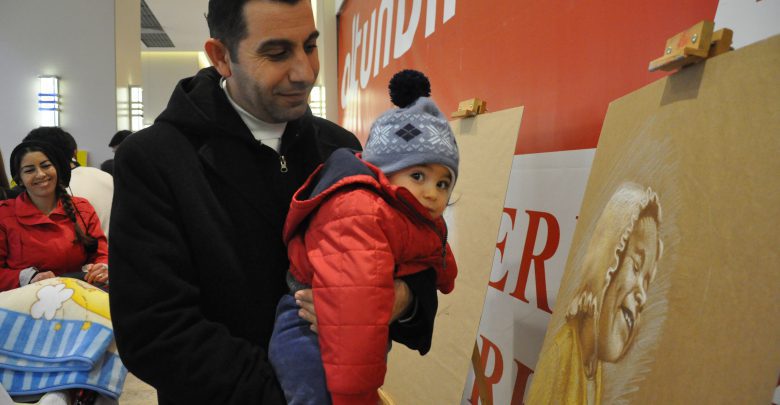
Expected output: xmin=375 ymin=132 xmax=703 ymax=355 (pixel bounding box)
xmin=337 ymin=0 xmax=717 ymax=154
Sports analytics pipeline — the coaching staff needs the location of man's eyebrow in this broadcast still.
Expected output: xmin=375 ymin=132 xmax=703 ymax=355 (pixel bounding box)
xmin=256 ymin=31 xmax=320 ymax=53
xmin=257 ymin=39 xmax=294 ymax=53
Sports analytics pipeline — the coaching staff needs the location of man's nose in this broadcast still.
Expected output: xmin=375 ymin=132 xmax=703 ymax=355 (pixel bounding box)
xmin=289 ymin=50 xmax=316 ymax=84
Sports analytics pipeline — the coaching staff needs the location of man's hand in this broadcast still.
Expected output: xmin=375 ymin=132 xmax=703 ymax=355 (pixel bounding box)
xmin=389 ymin=279 xmax=412 ymax=323
xmin=294 ymin=289 xmax=318 ymax=333
xmin=295 ymin=280 xmax=414 ymax=334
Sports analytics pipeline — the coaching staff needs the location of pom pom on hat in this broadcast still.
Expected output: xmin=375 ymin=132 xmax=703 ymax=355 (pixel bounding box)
xmin=364 ymin=70 xmax=459 ymax=182
xmin=389 ymin=70 xmax=431 ymax=108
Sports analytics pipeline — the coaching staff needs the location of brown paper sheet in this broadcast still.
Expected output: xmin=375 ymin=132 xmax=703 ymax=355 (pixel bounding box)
xmin=529 ymin=35 xmax=780 ymax=404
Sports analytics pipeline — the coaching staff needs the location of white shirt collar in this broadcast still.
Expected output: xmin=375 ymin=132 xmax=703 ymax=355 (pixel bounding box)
xmin=221 ymin=77 xmax=285 ymax=152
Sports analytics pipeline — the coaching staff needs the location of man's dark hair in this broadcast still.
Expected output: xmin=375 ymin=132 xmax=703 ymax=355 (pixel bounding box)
xmin=109 ymin=130 xmax=132 ymax=148
xmin=206 ymin=0 xmax=301 ymax=63
xmin=24 ymin=127 xmax=77 ymax=161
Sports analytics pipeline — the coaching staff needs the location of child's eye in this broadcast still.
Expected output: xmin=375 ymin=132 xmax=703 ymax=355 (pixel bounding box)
xmin=410 ymin=172 xmax=424 ymax=181
xmin=437 ymin=180 xmax=451 ymax=190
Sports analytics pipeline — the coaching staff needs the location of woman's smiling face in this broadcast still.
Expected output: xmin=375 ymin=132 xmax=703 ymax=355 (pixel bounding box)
xmin=19 ymin=151 xmax=58 ymax=200
xmin=597 ymin=215 xmax=659 ymax=362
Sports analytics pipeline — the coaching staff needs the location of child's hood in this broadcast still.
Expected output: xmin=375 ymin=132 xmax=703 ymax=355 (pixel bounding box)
xmin=283 ymin=148 xmax=446 ymax=244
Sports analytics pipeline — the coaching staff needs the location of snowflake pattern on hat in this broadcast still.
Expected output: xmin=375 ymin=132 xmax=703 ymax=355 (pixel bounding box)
xmin=363 ymin=99 xmax=459 ymax=181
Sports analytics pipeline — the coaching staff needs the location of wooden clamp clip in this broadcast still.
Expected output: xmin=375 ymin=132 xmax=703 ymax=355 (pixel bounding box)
xmin=648 ymin=21 xmax=733 ymax=72
xmin=451 ymin=98 xmax=488 ymax=118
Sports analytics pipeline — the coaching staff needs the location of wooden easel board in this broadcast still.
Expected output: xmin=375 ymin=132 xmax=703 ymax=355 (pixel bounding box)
xmin=382 ymin=107 xmax=524 ymax=404
xmin=529 ymin=35 xmax=780 ymax=404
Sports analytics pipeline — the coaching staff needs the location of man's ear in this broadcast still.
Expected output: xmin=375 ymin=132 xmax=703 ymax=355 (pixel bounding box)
xmin=204 ymin=38 xmax=232 ymax=77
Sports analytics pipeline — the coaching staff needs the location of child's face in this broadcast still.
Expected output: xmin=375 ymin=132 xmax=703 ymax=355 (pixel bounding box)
xmin=388 ymin=164 xmax=453 ymax=219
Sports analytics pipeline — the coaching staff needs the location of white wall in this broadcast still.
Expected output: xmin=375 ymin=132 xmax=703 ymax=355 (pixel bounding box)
xmin=116 ymin=0 xmax=142 ymax=131
xmin=141 ymin=52 xmax=204 ymax=126
xmin=0 ymin=0 xmax=123 ymax=170
xmin=714 ymin=0 xmax=780 ymax=48
xmin=315 ymin=0 xmax=340 ymax=121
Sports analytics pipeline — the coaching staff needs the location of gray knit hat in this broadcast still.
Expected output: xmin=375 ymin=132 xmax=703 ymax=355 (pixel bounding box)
xmin=363 ymin=96 xmax=459 ymax=181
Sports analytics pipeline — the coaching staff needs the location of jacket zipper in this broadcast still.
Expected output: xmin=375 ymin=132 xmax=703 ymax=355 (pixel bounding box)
xmin=279 ymin=155 xmax=288 ymax=173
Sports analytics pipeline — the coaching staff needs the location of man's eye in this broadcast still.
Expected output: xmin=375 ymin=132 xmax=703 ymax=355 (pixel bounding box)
xmin=265 ymin=50 xmax=288 ymax=60
xmin=305 ymin=43 xmax=318 ymax=54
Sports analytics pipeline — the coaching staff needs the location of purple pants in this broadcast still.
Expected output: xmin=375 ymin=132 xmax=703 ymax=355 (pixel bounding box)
xmin=268 ymin=294 xmax=332 ymax=405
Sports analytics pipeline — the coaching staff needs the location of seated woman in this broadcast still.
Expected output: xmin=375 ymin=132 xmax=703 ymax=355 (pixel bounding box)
xmin=0 ymin=140 xmax=108 ymax=292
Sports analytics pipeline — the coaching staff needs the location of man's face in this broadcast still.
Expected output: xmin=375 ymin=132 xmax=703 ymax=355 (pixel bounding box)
xmin=226 ymin=0 xmax=319 ymax=123
xmin=597 ymin=216 xmax=659 ymax=362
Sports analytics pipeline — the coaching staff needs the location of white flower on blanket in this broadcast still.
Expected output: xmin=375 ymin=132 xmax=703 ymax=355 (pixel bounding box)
xmin=31 ymin=283 xmax=74 ymax=320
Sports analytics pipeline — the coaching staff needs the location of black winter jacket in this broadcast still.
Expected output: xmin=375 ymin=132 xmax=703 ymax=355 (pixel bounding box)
xmin=108 ymin=67 xmax=362 ymax=404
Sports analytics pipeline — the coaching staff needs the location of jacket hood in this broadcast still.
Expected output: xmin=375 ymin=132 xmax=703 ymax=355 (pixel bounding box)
xmin=283 ymin=148 xmax=446 ymax=243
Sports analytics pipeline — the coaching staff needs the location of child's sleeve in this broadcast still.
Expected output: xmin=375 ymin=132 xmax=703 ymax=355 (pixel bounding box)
xmin=305 ymin=191 xmax=397 ymax=405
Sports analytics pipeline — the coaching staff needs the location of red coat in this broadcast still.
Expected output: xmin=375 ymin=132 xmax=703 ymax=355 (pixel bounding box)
xmin=0 ymin=192 xmax=108 ymax=291
xmin=284 ymin=155 xmax=457 ymax=405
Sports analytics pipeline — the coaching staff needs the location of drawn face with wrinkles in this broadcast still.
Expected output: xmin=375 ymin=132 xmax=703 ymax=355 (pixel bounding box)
xmin=597 ymin=215 xmax=659 ymax=361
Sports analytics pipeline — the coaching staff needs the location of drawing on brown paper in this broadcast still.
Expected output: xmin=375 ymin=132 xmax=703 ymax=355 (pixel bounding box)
xmin=528 ymin=183 xmax=664 ymax=404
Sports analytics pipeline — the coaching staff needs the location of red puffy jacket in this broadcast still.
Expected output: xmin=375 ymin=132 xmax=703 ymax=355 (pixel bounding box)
xmin=284 ymin=153 xmax=457 ymax=405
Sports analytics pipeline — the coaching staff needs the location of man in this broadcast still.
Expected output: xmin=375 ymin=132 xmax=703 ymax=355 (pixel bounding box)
xmin=100 ymin=129 xmax=132 ymax=175
xmin=23 ymin=127 xmax=114 ymax=238
xmin=109 ymin=1 xmax=437 ymax=403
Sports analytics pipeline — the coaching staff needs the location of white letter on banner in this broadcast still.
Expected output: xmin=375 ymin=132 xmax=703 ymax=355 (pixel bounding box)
xmin=359 ymin=12 xmax=377 ymax=89
xmin=340 ymin=52 xmax=351 ymax=109
xmin=443 ymin=0 xmax=455 ymax=22
xmin=394 ymin=0 xmax=421 ymax=59
xmin=340 ymin=15 xmax=359 ymax=109
xmin=374 ymin=0 xmax=394 ymax=76
xmin=425 ymin=0 xmax=436 ymax=38
xmin=350 ymin=15 xmax=360 ymax=101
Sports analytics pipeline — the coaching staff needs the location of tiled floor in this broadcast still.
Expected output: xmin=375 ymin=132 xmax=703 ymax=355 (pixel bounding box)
xmin=119 ymin=373 xmax=157 ymax=405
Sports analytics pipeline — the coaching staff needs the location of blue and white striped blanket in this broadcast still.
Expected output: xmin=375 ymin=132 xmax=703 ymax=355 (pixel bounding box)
xmin=0 ymin=278 xmax=126 ymax=399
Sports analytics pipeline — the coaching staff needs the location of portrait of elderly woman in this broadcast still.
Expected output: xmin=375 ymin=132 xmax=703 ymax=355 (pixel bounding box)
xmin=528 ymin=183 xmax=663 ymax=405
